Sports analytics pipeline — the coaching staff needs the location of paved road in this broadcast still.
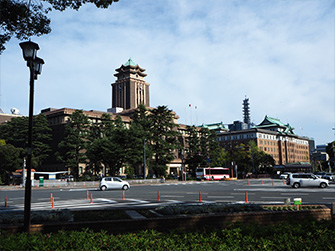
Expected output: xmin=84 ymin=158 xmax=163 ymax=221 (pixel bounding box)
xmin=1 ymin=179 xmax=334 ymax=212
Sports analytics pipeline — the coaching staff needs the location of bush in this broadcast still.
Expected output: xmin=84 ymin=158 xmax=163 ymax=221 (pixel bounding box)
xmin=0 ymin=220 xmax=334 ymax=250
xmin=155 ymin=203 xmax=265 ymax=215
xmin=0 ymin=210 xmax=73 ymax=224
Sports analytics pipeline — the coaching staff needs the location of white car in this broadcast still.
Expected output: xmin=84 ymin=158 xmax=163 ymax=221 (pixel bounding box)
xmin=99 ymin=177 xmax=130 ymax=191
xmin=286 ymin=173 xmax=329 ymax=188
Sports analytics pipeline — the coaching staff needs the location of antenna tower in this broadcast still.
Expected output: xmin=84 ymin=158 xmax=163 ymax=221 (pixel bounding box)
xmin=243 ymin=96 xmax=250 ymax=125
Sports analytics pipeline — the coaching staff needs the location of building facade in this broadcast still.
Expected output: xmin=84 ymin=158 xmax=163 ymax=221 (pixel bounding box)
xmin=217 ymin=116 xmax=310 ymax=165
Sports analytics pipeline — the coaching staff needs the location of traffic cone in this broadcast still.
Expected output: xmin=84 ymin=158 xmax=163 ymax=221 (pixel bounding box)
xmin=87 ymin=190 xmax=89 ymax=200
xmin=245 ymin=191 xmax=249 ymax=203
xmin=51 ymin=197 xmax=55 ymax=209
xmin=90 ymin=193 xmax=93 ymax=204
xmin=158 ymin=191 xmax=160 ymax=201
xmin=122 ymin=190 xmax=125 ymax=200
xmin=199 ymin=191 xmax=202 ymax=202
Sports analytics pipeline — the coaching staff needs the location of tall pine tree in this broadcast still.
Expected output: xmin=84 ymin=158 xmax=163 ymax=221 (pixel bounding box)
xmin=57 ymin=110 xmax=89 ymax=178
xmin=148 ymin=106 xmax=181 ymax=176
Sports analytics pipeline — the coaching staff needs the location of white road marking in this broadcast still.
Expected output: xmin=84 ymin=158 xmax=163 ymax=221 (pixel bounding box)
xmin=161 ymin=195 xmax=185 ymax=198
xmin=208 ymin=196 xmax=234 ymax=198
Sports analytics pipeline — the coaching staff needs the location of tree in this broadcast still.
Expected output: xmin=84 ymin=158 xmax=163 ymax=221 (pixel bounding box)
xmin=229 ymin=141 xmax=275 ymax=177
xmin=86 ymin=113 xmax=114 ymax=176
xmin=148 ymin=106 xmax=181 ymax=177
xmin=106 ymin=115 xmax=128 ymax=176
xmin=0 ymin=114 xmax=52 ymax=169
xmin=0 ymin=115 xmax=28 ymax=148
xmin=185 ymin=126 xmax=202 ymax=176
xmin=57 ymin=110 xmax=89 ymax=178
xmin=127 ymin=105 xmax=153 ymax=177
xmin=87 ymin=114 xmax=129 ymax=177
xmin=231 ymin=143 xmax=251 ymax=175
xmin=206 ymin=130 xmax=225 ymax=167
xmin=0 ymin=0 xmax=119 ymax=53
xmin=0 ymin=144 xmax=24 ymax=184
xmin=185 ymin=126 xmax=223 ymax=176
xmin=326 ymin=141 xmax=335 ymax=172
xmin=31 ymin=114 xmax=52 ymax=167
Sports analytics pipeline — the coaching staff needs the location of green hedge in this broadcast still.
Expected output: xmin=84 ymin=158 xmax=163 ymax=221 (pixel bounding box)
xmin=1 ymin=220 xmax=334 ymax=250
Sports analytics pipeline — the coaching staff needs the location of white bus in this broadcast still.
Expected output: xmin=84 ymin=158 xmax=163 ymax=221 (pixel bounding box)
xmin=196 ymin=167 xmax=230 ymax=181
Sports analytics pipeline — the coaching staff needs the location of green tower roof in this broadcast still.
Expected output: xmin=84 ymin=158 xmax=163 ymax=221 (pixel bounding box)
xmin=124 ymin=58 xmax=137 ymax=67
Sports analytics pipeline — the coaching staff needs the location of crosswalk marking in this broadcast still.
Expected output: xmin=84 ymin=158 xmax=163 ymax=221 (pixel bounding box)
xmin=1 ymin=198 xmax=187 ymax=212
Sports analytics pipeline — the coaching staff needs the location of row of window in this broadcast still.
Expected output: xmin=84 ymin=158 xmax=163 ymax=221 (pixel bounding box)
xmin=218 ymin=133 xmax=256 ymax=141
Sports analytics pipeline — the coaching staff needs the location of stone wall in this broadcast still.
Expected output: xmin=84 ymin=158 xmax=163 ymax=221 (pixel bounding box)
xmin=1 ymin=205 xmax=331 ymax=234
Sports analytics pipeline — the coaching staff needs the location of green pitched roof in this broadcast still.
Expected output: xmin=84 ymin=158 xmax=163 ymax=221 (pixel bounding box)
xmin=201 ymin=122 xmax=226 ymax=130
xmin=260 ymin=115 xmax=286 ymax=126
xmin=257 ymin=115 xmax=295 ymax=134
xmin=124 ymin=58 xmax=136 ymax=67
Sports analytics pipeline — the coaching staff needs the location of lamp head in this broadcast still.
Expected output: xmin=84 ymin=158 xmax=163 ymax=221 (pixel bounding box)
xmin=33 ymin=57 xmax=45 ymax=79
xmin=19 ymin=41 xmax=39 ymax=61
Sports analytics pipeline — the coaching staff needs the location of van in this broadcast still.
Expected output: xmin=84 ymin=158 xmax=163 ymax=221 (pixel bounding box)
xmin=286 ymin=173 xmax=329 ymax=188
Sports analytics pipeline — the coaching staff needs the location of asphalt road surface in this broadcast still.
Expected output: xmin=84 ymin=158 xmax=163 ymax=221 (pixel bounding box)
xmin=1 ymin=179 xmax=334 ymax=212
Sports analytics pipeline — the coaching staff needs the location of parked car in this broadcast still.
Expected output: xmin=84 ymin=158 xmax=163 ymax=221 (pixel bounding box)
xmin=279 ymin=172 xmax=291 ymax=179
xmin=322 ymin=173 xmax=334 ymax=181
xmin=286 ymin=173 xmax=329 ymax=188
xmin=99 ymin=177 xmax=130 ymax=191
xmin=315 ymin=172 xmax=327 ymax=178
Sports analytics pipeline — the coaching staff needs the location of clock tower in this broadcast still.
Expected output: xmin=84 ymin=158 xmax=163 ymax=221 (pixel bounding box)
xmin=111 ymin=58 xmax=150 ymax=111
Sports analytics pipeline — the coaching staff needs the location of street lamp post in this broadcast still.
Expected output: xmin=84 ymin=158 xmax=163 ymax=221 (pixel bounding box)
xmin=143 ymin=138 xmax=146 ymax=180
xmin=19 ymin=40 xmax=44 ymax=233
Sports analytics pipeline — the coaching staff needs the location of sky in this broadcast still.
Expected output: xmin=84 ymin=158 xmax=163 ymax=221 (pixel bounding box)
xmin=0 ymin=0 xmax=334 ymax=146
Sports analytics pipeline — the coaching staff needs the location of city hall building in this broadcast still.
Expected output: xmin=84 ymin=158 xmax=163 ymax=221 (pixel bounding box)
xmin=40 ymin=59 xmax=185 ymax=176
xmin=215 ymin=116 xmax=310 ymax=165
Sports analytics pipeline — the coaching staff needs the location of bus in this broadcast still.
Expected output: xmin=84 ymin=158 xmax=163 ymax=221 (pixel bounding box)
xmin=196 ymin=167 xmax=230 ymax=181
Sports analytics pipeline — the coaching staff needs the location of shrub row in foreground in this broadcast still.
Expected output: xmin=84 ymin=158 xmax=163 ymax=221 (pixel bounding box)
xmin=0 ymin=220 xmax=334 ymax=250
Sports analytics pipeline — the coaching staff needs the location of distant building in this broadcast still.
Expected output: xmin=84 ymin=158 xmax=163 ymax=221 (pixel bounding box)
xmin=228 ymin=121 xmax=249 ymax=131
xmin=215 ymin=115 xmax=310 ymax=165
xmin=0 ymin=109 xmax=24 ymax=124
xmin=310 ymin=144 xmax=329 ymax=163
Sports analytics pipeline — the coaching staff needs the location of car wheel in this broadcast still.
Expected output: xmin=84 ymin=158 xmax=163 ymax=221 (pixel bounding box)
xmin=293 ymin=182 xmax=300 ymax=188
xmin=320 ymin=182 xmax=327 ymax=188
xmin=100 ymin=185 xmax=107 ymax=191
xmin=122 ymin=185 xmax=129 ymax=190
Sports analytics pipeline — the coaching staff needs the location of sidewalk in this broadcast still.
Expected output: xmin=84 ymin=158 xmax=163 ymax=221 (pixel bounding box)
xmin=0 ymin=179 xmax=182 ymax=191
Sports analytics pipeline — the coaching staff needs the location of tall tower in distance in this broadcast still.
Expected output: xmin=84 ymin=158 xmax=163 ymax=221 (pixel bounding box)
xmin=110 ymin=58 xmax=150 ymax=113
xmin=243 ymin=96 xmax=251 ymax=125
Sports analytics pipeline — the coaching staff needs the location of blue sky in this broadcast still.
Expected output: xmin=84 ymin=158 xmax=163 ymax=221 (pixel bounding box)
xmin=0 ymin=0 xmax=334 ymax=146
